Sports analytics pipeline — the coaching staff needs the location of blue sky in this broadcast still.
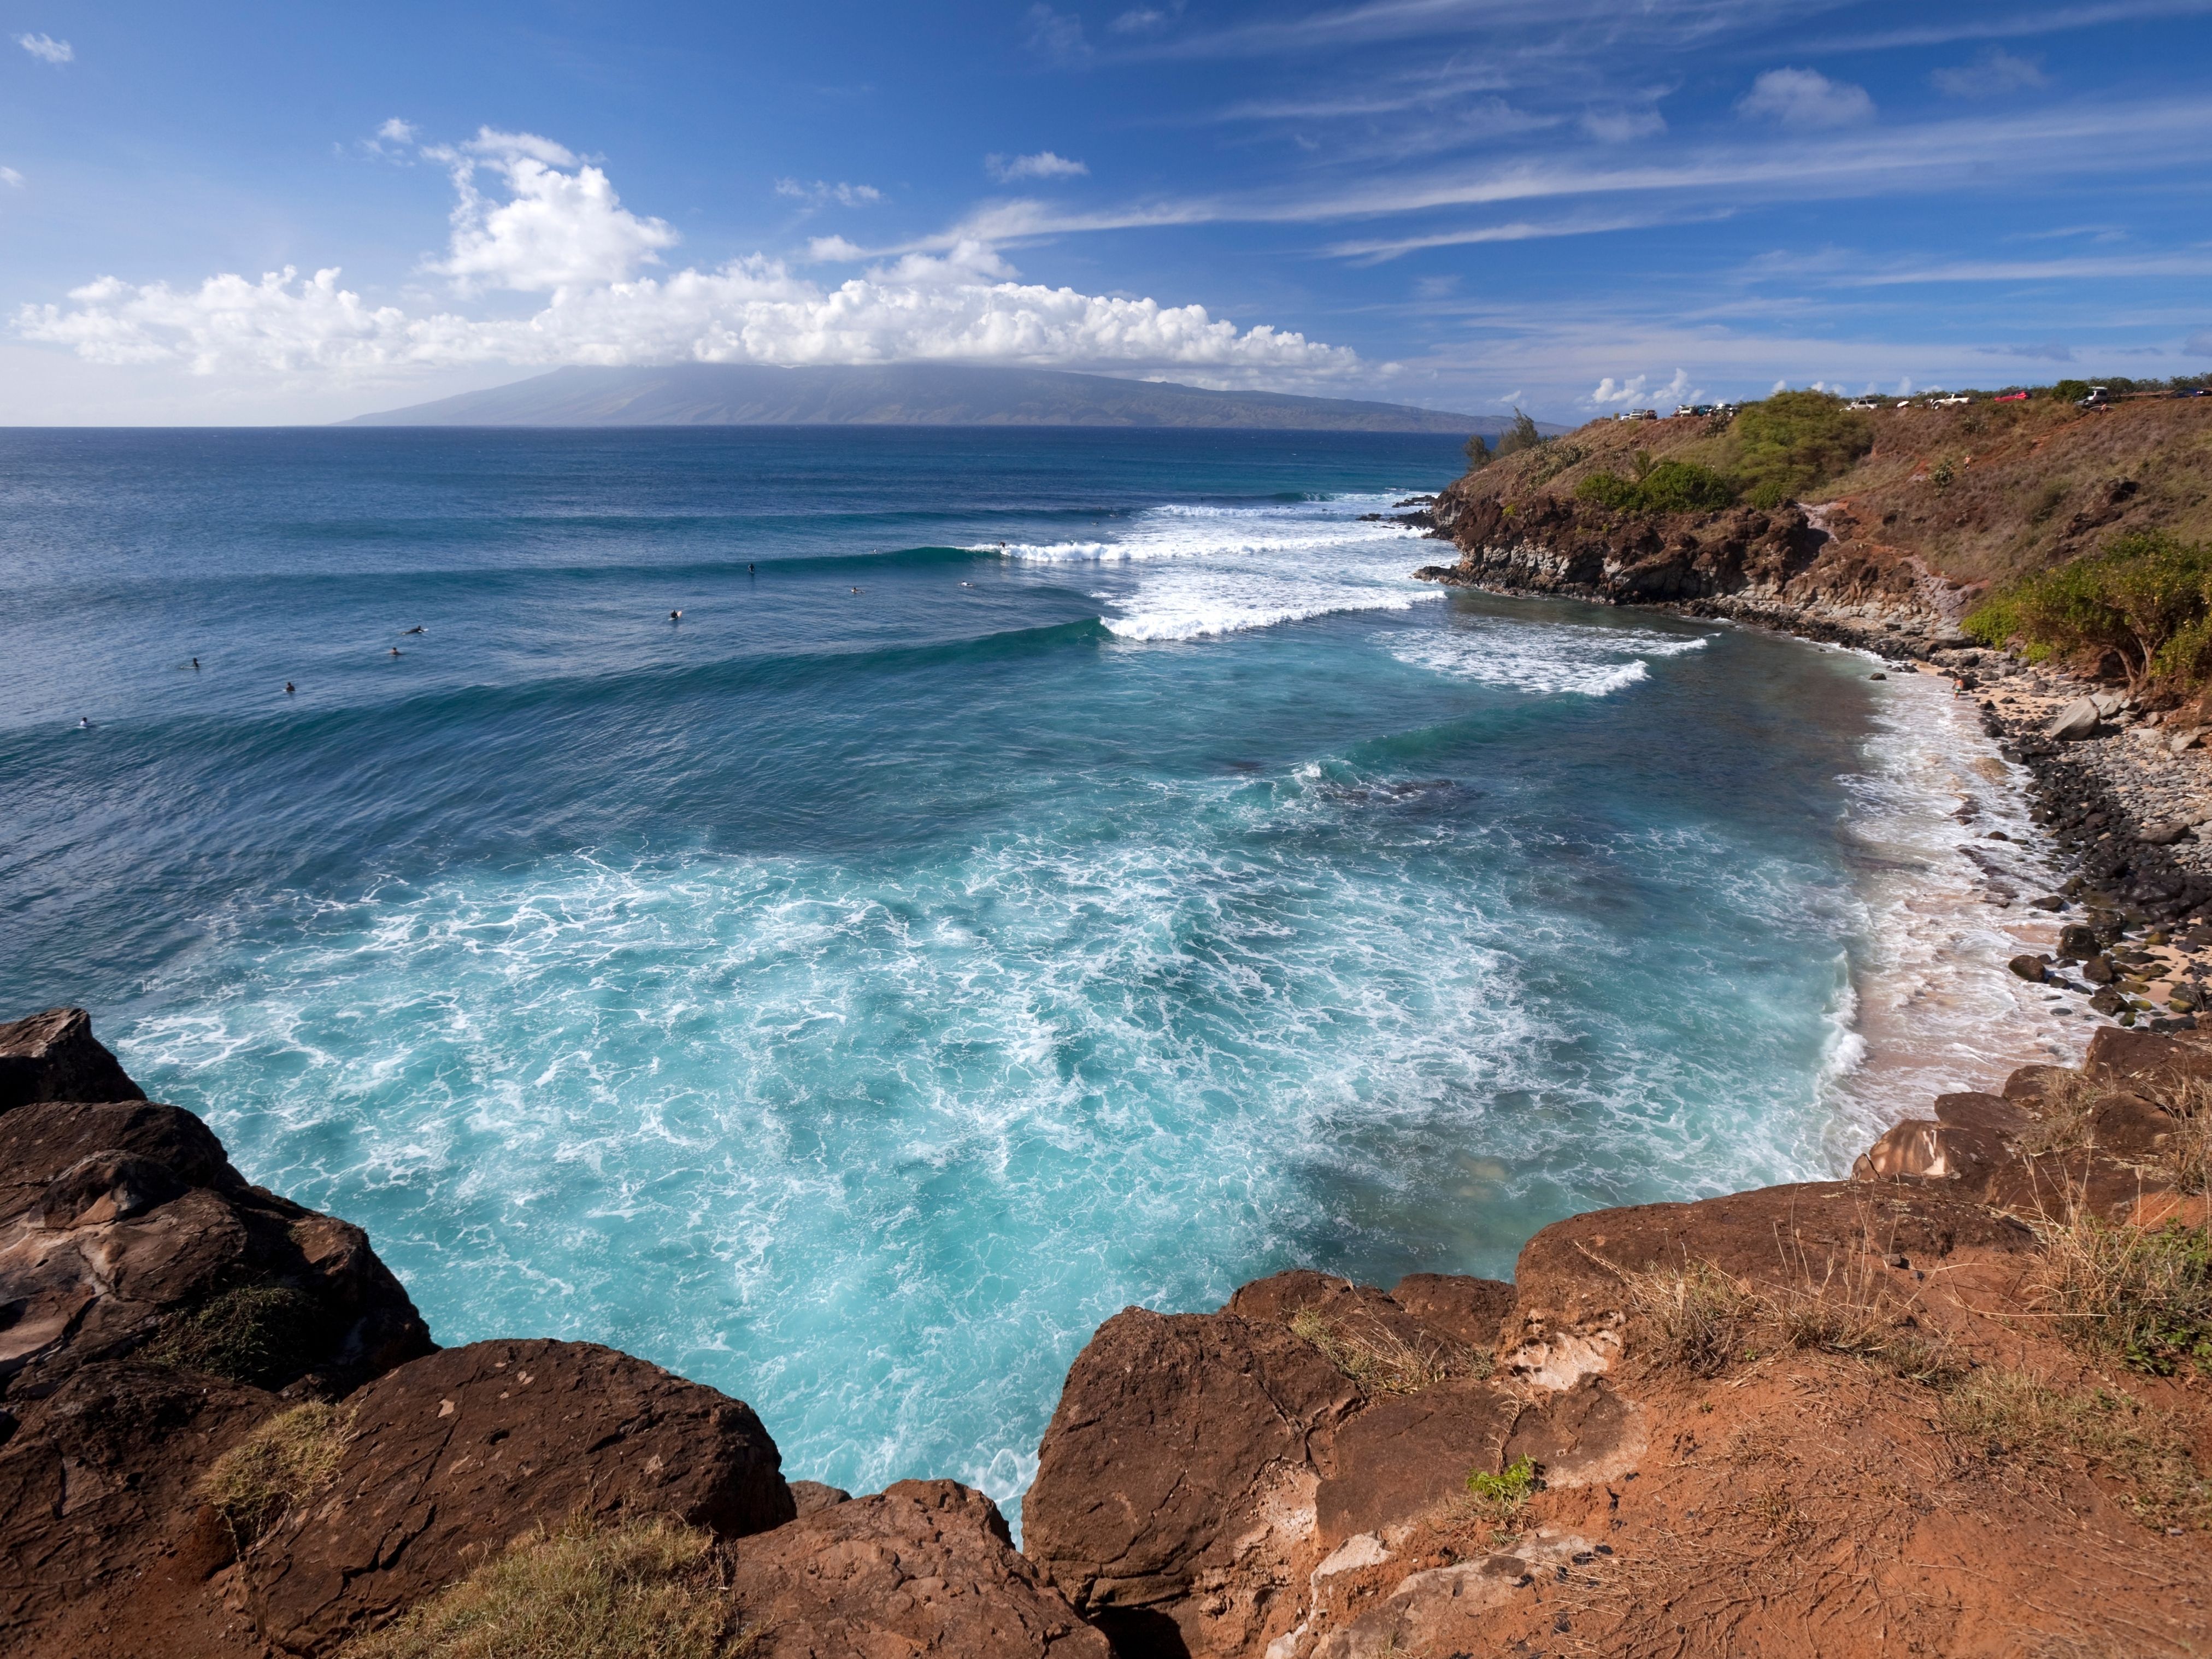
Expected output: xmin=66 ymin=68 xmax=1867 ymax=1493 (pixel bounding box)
xmin=2 ymin=0 xmax=2208 ymax=423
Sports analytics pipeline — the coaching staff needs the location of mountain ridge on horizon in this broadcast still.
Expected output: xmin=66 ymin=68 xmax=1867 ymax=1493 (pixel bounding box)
xmin=338 ymin=363 xmax=1546 ymax=433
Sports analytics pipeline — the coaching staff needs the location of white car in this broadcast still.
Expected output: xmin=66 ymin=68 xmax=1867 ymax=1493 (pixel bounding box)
xmin=1934 ymin=394 xmax=1970 ymax=407
xmin=1845 ymin=398 xmax=1879 ymax=410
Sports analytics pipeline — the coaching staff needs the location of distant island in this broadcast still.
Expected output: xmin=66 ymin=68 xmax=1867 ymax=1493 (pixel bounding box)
xmin=338 ymin=363 xmax=1541 ymax=434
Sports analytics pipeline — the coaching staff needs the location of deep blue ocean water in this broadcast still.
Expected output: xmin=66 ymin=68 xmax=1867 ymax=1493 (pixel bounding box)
xmin=0 ymin=426 xmax=2068 ymax=1512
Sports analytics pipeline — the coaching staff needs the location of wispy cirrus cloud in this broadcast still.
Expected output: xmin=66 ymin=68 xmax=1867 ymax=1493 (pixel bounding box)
xmin=1931 ymin=47 xmax=2049 ymax=97
xmin=15 ymin=31 xmax=72 ymax=63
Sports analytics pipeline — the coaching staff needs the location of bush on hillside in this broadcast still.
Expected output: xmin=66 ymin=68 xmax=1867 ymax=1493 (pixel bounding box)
xmin=2051 ymin=379 xmax=2092 ymax=404
xmin=1964 ymin=530 xmax=2212 ymax=692
xmin=1575 ymin=458 xmax=1737 ymax=515
xmin=1727 ymin=391 xmax=1874 ymax=509
xmin=1495 ymin=409 xmax=1546 ymax=458
xmin=1463 ymin=432 xmax=1492 ymax=470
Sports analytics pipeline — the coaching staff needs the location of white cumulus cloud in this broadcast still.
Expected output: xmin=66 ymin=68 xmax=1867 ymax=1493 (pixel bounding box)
xmin=16 ymin=32 xmax=71 ymax=63
xmin=987 ymin=150 xmax=1090 ymax=182
xmin=1586 ymin=368 xmax=1698 ymax=408
xmin=427 ymin=129 xmax=679 ymax=293
xmin=15 ymin=138 xmax=1363 ymax=386
xmin=1737 ymin=68 xmax=1874 ymax=129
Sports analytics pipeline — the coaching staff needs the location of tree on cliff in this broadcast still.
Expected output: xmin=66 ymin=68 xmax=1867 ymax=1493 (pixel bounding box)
xmin=1495 ymin=409 xmax=1545 ymax=458
xmin=1464 ymin=432 xmax=1492 ymax=470
xmin=1967 ymin=530 xmax=2212 ymax=692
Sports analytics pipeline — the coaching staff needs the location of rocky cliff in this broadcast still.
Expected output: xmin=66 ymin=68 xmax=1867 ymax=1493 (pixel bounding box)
xmin=1417 ymin=396 xmax=2212 ymax=659
xmin=11 ymin=1004 xmax=2212 ymax=1656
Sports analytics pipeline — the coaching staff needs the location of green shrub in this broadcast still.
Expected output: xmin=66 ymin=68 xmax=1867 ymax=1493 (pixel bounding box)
xmin=2034 ymin=1215 xmax=2212 ymax=1375
xmin=1574 ymin=460 xmax=1736 ymax=515
xmin=1963 ymin=530 xmax=2212 ymax=691
xmin=1495 ymin=409 xmax=1545 ymax=458
xmin=2051 ymin=379 xmax=2091 ymax=403
xmin=1463 ymin=432 xmax=1492 ymax=471
xmin=1727 ymin=390 xmax=1873 ymax=506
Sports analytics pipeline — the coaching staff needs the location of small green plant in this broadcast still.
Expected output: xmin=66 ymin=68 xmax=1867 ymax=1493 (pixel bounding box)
xmin=1931 ymin=458 xmax=1956 ymax=490
xmin=201 ymin=1401 xmax=354 ymax=1549
xmin=1466 ymin=1455 xmax=1539 ymax=1517
xmin=340 ymin=1511 xmax=754 ymax=1659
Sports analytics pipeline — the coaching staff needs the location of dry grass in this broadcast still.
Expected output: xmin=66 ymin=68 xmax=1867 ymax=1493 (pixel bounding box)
xmin=2157 ymin=1075 xmax=2212 ymax=1194
xmin=201 ymin=1401 xmax=354 ymax=1549
xmin=1287 ymin=1305 xmax=1489 ymax=1393
xmin=2015 ymin=1069 xmax=2105 ymax=1158
xmin=2029 ymin=1210 xmax=2212 ymax=1375
xmin=143 ymin=1283 xmax=331 ymax=1389
xmin=1623 ymin=1260 xmax=1764 ymax=1378
xmin=340 ymin=1512 xmax=756 ymax=1659
xmin=1939 ymin=1368 xmax=2212 ymax=1531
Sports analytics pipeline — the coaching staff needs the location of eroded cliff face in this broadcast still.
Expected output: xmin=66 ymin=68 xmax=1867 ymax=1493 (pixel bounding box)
xmin=1419 ymin=483 xmax=1967 ymax=653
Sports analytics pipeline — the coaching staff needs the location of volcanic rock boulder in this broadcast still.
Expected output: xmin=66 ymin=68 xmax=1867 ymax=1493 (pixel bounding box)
xmin=1025 ymin=1271 xmax=1537 ymax=1659
xmin=236 ymin=1338 xmax=796 ymax=1655
xmin=0 ymin=1096 xmax=431 ymax=1402
xmin=728 ymin=1479 xmax=1110 ymax=1658
xmin=0 ymin=1360 xmax=281 ymax=1659
xmin=1023 ymin=1307 xmax=1363 ymax=1657
xmin=0 ymin=1008 xmax=145 ymax=1116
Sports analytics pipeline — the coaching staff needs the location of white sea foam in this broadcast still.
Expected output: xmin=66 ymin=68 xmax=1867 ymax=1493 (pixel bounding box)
xmin=1813 ymin=661 xmax=2087 ymax=1167
xmin=1385 ymin=617 xmax=1709 ymax=697
xmin=983 ymin=492 xmax=1442 ymax=642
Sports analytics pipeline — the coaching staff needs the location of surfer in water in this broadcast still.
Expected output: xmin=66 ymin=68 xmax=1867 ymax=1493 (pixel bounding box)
xmin=403 ymin=625 xmax=425 ymax=635
xmin=284 ymin=682 xmax=295 ymax=695
xmin=78 ymin=716 xmax=95 ymax=728
xmin=670 ymin=609 xmax=683 ymax=622
xmin=390 ymin=646 xmax=402 ymax=657
xmin=191 ymin=657 xmax=200 ymax=669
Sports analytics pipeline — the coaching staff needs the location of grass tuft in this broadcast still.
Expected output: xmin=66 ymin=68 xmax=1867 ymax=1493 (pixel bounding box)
xmin=340 ymin=1511 xmax=755 ymax=1659
xmin=201 ymin=1401 xmax=354 ymax=1549
xmin=1940 ymin=1368 xmax=2212 ymax=1530
xmin=1287 ymin=1306 xmax=1487 ymax=1393
xmin=2032 ymin=1213 xmax=2212 ymax=1375
xmin=144 ymin=1283 xmax=331 ymax=1389
xmin=1464 ymin=1455 xmax=1539 ymax=1521
xmin=1623 ymin=1260 xmax=1763 ymax=1378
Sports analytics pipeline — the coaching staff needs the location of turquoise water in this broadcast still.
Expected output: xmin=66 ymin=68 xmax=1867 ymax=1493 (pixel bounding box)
xmin=0 ymin=427 xmax=2007 ymax=1508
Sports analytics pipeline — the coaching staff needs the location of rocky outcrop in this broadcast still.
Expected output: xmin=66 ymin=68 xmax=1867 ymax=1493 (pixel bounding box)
xmin=727 ymin=1479 xmax=1111 ymax=1657
xmin=231 ymin=1338 xmax=794 ymax=1655
xmin=0 ymin=1090 xmax=432 ymax=1405
xmin=0 ymin=1008 xmax=145 ymax=1115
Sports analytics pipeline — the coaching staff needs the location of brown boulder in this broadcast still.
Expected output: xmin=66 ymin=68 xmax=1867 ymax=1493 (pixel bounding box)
xmin=0 ymin=1361 xmax=279 ymax=1659
xmin=0 ymin=1099 xmax=430 ymax=1402
xmin=1932 ymin=1091 xmax=2029 ymax=1135
xmin=237 ymin=1338 xmax=795 ymax=1655
xmin=1022 ymin=1307 xmax=1361 ymax=1656
xmin=1314 ymin=1386 xmax=1518 ymax=1544
xmin=2083 ymin=1027 xmax=2212 ymax=1091
xmin=1851 ymin=1120 xmax=2011 ymax=1190
xmin=0 ymin=1009 xmax=145 ymax=1116
xmin=728 ymin=1479 xmax=1108 ymax=1658
xmin=1386 ymin=1273 xmax=1515 ymax=1351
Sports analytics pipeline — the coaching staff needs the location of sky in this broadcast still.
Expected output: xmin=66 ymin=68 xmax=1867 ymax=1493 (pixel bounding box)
xmin=1 ymin=0 xmax=2209 ymax=424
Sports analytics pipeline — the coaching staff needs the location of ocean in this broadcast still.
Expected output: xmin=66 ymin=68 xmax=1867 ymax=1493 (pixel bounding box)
xmin=0 ymin=425 xmax=2078 ymax=1514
